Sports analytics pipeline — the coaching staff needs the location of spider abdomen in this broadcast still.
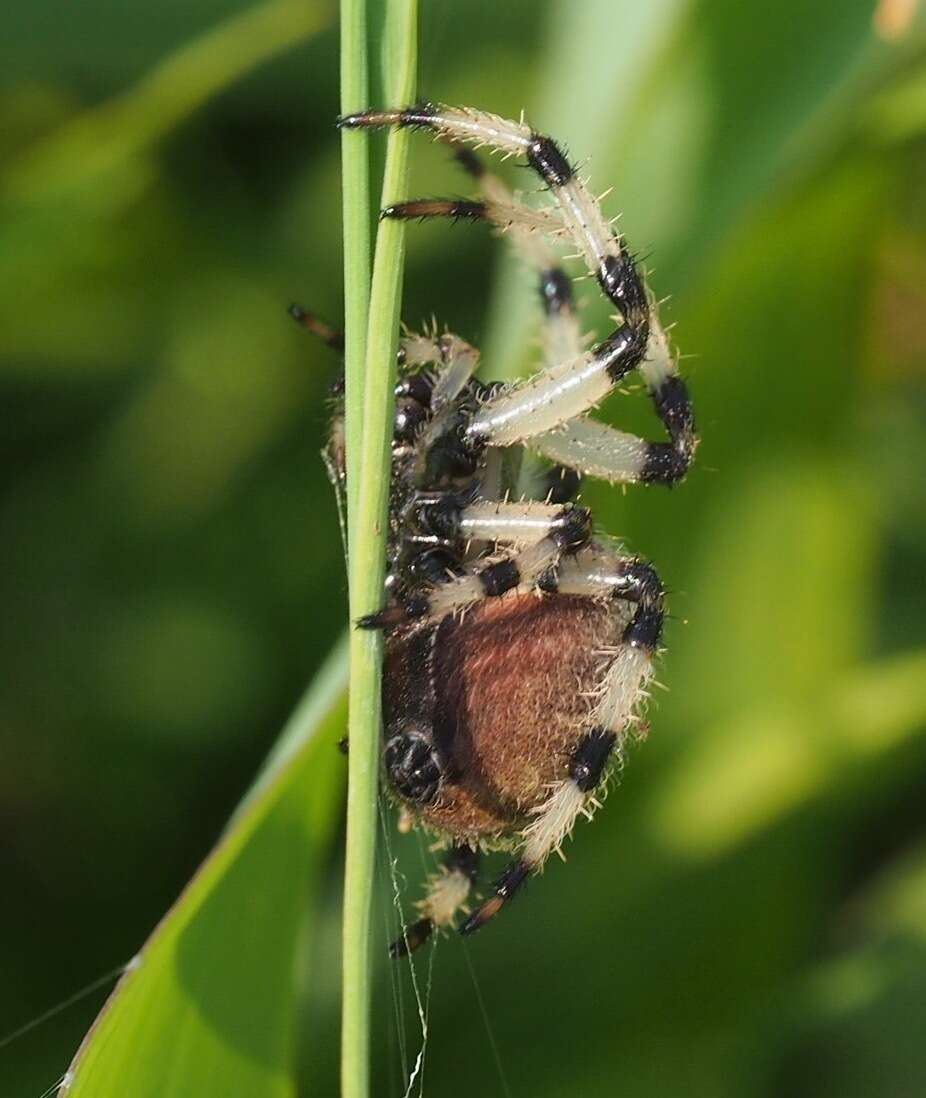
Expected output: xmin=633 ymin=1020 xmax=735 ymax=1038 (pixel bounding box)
xmin=384 ymin=593 xmax=627 ymax=843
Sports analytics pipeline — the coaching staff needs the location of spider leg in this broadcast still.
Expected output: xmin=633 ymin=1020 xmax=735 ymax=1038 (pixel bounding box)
xmin=339 ymin=107 xmax=648 ymax=426
xmin=358 ymin=503 xmax=591 ymax=629
xmin=456 ymin=498 xmax=587 ymax=547
xmin=382 ymin=196 xmax=561 ymax=237
xmin=390 ymin=843 xmax=480 ymax=957
xmin=528 ymin=398 xmax=694 ymax=487
xmin=529 ymin=417 xmax=649 ymax=484
xmin=552 ymin=542 xmax=666 ymax=652
xmin=460 ymin=721 xmax=619 ymax=933
xmin=339 ymin=104 xmax=696 ymax=476
xmin=386 ymin=160 xmax=603 ymax=497
xmin=383 ymin=150 xmax=582 ymax=370
xmin=467 ymin=311 xmax=696 ymax=478
xmin=460 ymin=725 xmax=617 ymax=936
xmin=288 ymin=303 xmax=344 ymax=351
xmin=338 ymin=104 xmax=636 ymax=313
xmin=460 ymin=542 xmax=662 ymax=935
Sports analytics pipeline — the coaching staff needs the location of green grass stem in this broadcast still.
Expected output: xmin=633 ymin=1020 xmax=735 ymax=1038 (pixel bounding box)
xmin=340 ymin=2 xmax=418 ymax=1097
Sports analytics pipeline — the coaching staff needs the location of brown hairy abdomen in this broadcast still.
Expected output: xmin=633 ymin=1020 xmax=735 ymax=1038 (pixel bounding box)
xmin=384 ymin=594 xmax=622 ymax=842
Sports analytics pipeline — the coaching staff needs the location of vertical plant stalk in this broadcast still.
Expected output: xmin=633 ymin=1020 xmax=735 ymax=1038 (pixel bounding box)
xmin=340 ymin=3 xmax=418 ymax=1098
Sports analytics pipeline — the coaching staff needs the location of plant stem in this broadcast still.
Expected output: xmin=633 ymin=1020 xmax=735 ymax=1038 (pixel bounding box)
xmin=340 ymin=3 xmax=417 ymax=1097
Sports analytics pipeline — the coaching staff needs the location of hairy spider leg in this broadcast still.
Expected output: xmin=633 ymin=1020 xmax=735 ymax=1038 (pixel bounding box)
xmin=530 ymin=417 xmax=651 ymax=485
xmin=456 ymin=499 xmax=588 ymax=547
xmin=551 ymin=543 xmax=666 ymax=652
xmin=398 ymin=147 xmax=594 ymax=501
xmin=358 ymin=503 xmax=592 ymax=629
xmin=338 ymin=104 xmax=637 ymax=313
xmin=384 ymin=145 xmax=583 ymax=370
xmin=338 ymin=105 xmax=649 ymax=438
xmin=460 ymin=542 xmax=663 ymax=934
xmin=390 ymin=844 xmax=480 ymax=957
xmin=341 ymin=104 xmax=696 ymax=483
xmin=389 ymin=148 xmax=685 ymax=495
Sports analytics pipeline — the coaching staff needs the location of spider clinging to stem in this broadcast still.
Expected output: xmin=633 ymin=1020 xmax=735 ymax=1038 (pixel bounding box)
xmin=304 ymin=102 xmax=697 ymax=955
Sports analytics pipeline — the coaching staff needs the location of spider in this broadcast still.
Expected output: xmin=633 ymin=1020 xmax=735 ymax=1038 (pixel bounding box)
xmin=297 ymin=103 xmax=697 ymax=956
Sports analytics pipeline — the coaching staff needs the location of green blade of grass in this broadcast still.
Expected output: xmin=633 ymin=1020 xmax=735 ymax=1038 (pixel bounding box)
xmin=340 ymin=2 xmax=418 ymax=1097
xmin=59 ymin=640 xmax=347 ymax=1098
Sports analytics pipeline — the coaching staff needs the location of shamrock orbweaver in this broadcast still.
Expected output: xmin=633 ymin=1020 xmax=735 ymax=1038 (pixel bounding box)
xmin=303 ymin=103 xmax=697 ymax=956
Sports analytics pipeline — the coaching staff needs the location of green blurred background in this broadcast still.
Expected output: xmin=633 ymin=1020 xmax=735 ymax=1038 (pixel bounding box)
xmin=3 ymin=0 xmax=926 ymax=1094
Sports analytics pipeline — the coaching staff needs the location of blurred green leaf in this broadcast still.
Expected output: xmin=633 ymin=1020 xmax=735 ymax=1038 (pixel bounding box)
xmin=60 ymin=642 xmax=346 ymax=1098
xmin=783 ymin=838 xmax=926 ymax=1098
xmin=2 ymin=0 xmax=332 ymax=208
xmin=868 ymin=58 xmax=926 ymax=143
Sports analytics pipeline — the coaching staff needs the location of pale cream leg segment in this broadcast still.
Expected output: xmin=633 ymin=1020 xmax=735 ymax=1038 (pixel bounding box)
xmin=466 ymin=327 xmax=641 ymax=445
xmin=530 ymin=417 xmax=651 ymax=484
xmin=458 ymin=499 xmax=580 ymax=547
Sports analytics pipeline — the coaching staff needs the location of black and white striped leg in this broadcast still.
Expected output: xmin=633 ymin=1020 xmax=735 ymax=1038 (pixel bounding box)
xmin=529 ymin=401 xmax=695 ymax=487
xmin=409 ymin=493 xmax=588 ymax=549
xmin=553 ymin=544 xmax=666 ymax=652
xmin=510 ymin=550 xmax=665 ymax=877
xmin=391 ymin=844 xmax=480 ymax=957
xmin=338 ymin=107 xmax=649 ymax=439
xmin=638 ymin=341 xmax=698 ymax=484
xmin=455 ymin=147 xmax=586 ymax=370
xmin=385 ymin=207 xmax=694 ymax=481
xmin=336 ymin=104 xmax=646 ymax=318
xmin=381 ymin=167 xmax=696 ymax=487
xmin=464 ymin=317 xmax=649 ymax=446
xmin=338 ymin=105 xmax=697 ymax=464
xmin=526 ymin=312 xmax=696 ymax=484
xmin=460 ymin=726 xmax=617 ymax=936
xmin=358 ymin=503 xmax=592 ymax=629
xmin=383 ymin=159 xmax=583 ymax=369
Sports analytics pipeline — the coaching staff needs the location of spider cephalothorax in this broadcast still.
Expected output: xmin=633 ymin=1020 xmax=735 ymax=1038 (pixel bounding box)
xmin=305 ymin=103 xmax=697 ymax=955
